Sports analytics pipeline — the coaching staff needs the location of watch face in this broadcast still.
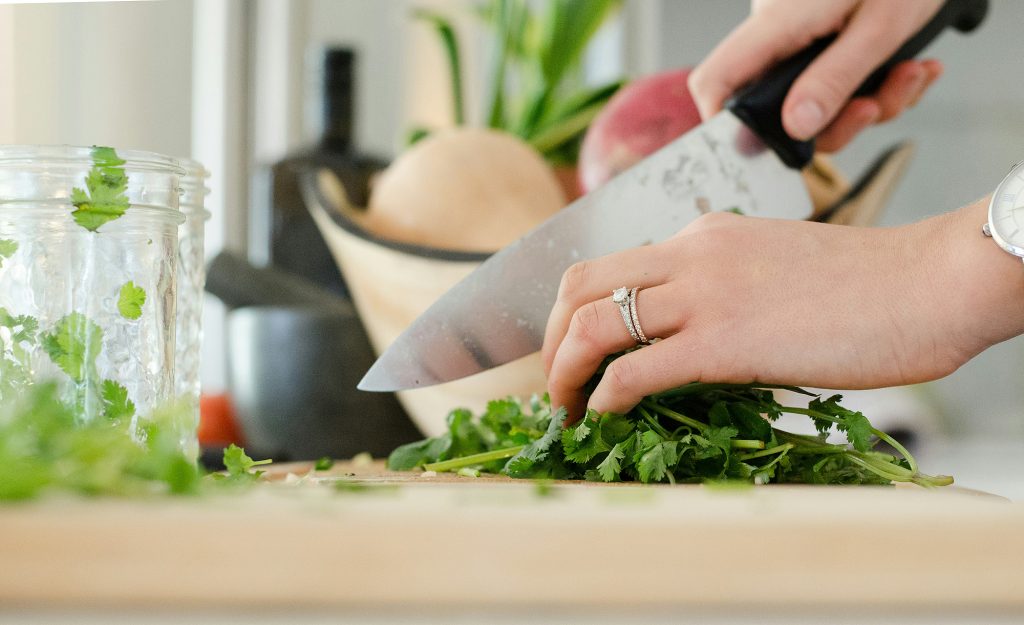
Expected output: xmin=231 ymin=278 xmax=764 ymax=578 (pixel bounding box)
xmin=990 ymin=163 xmax=1024 ymax=257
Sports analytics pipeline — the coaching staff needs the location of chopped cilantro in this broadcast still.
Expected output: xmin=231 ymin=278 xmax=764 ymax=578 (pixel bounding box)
xmin=0 ymin=239 xmax=17 ymax=268
xmin=70 ymin=146 xmax=130 ymax=232
xmin=40 ymin=312 xmax=103 ymax=384
xmin=219 ymin=443 xmax=272 ymax=483
xmin=117 ymin=281 xmax=146 ymax=320
xmin=101 ymin=379 xmax=135 ymax=421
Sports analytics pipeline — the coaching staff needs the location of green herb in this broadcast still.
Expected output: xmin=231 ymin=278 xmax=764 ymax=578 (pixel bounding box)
xmin=70 ymin=146 xmax=130 ymax=232
xmin=386 ymin=365 xmax=952 ymax=487
xmin=725 ymin=207 xmax=745 ymax=215
xmin=413 ymin=9 xmax=465 ymax=125
xmin=314 ymin=456 xmax=335 ymax=471
xmin=0 ymin=239 xmax=17 ymax=268
xmin=412 ymin=0 xmax=624 ymax=165
xmin=333 ymin=481 xmax=400 ymax=495
xmin=100 ymin=379 xmax=135 ymax=421
xmin=40 ymin=312 xmax=103 ymax=384
xmin=13 ymin=309 xmax=143 ymax=421
xmin=0 ymin=382 xmax=200 ymax=500
xmin=0 ymin=380 xmax=285 ymax=500
xmin=217 ymin=443 xmax=272 ymax=484
xmin=0 ymin=308 xmax=38 ymax=400
xmin=117 ymin=281 xmax=146 ymax=320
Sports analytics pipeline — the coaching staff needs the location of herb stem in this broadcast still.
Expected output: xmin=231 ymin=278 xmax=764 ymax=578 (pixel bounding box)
xmin=637 ymin=404 xmax=672 ymax=439
xmin=844 ymin=455 xmax=914 ymax=483
xmin=730 ymin=439 xmax=766 ymax=450
xmin=737 ymin=443 xmax=794 ymax=461
xmin=778 ymin=405 xmax=841 ymax=425
xmin=779 ymin=406 xmax=925 ymax=475
xmin=754 ymin=445 xmax=793 ymax=476
xmin=424 ymin=445 xmax=524 ymax=473
xmin=641 ymin=400 xmax=707 ymax=432
xmin=871 ymin=427 xmax=919 ymax=473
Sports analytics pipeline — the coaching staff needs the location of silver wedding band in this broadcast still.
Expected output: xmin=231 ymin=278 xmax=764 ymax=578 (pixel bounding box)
xmin=612 ymin=286 xmax=650 ymax=346
xmin=629 ymin=287 xmax=649 ymax=344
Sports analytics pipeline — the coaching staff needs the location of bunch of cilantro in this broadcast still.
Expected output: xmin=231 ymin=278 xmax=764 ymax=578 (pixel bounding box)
xmin=388 ymin=373 xmax=952 ymax=487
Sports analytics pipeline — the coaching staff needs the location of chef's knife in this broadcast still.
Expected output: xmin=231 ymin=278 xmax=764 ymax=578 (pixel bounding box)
xmin=359 ymin=0 xmax=988 ymax=392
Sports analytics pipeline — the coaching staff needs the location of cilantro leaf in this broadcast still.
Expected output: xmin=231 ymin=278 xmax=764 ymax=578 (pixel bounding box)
xmin=314 ymin=457 xmax=335 ymax=471
xmin=562 ymin=415 xmax=606 ymax=463
xmin=704 ymin=425 xmax=739 ymax=454
xmin=637 ymin=440 xmax=677 ymax=483
xmin=598 ymin=412 xmax=634 ymax=446
xmin=70 ymin=146 xmax=130 ymax=232
xmin=101 ymin=379 xmax=135 ymax=421
xmin=727 ymin=403 xmax=772 ymax=440
xmin=504 ymin=407 xmax=566 ymax=478
xmin=221 ymin=443 xmax=271 ymax=482
xmin=596 ymin=442 xmax=626 ymax=482
xmin=117 ymin=281 xmax=146 ymax=320
xmin=0 ymin=239 xmax=17 ymax=268
xmin=387 ymin=435 xmax=451 ymax=470
xmin=40 ymin=313 xmax=103 ymax=383
xmin=0 ymin=308 xmax=37 ymax=344
xmin=810 ymin=395 xmax=875 ymax=452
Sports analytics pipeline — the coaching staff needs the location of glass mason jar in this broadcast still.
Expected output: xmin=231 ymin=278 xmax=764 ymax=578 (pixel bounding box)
xmin=175 ymin=159 xmax=210 ymax=457
xmin=0 ymin=145 xmax=188 ymax=450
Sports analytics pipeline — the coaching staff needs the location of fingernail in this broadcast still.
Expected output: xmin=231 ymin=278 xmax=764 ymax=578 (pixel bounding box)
xmin=788 ymin=99 xmax=825 ymax=139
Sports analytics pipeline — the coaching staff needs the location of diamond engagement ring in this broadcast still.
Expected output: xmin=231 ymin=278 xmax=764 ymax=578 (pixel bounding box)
xmin=612 ymin=286 xmax=644 ymax=345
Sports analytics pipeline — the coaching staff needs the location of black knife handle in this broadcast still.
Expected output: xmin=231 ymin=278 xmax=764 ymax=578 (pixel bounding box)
xmin=727 ymin=0 xmax=988 ymax=169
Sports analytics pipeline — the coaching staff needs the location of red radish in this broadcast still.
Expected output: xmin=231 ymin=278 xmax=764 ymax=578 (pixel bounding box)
xmin=578 ymin=67 xmax=701 ymax=193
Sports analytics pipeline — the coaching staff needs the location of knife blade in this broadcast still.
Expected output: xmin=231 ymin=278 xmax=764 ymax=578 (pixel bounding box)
xmin=358 ymin=0 xmax=988 ymax=392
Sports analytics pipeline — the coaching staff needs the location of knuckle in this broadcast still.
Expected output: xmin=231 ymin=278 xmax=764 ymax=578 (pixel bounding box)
xmin=686 ymin=66 xmax=708 ymax=96
xmin=568 ymin=301 xmax=604 ymax=348
xmin=603 ymin=358 xmax=642 ymax=396
xmin=685 ymin=210 xmax=739 ymax=235
xmin=810 ymin=73 xmax=855 ymax=112
xmin=558 ymin=261 xmax=591 ymax=300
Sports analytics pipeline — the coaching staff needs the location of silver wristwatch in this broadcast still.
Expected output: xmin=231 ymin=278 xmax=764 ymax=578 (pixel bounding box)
xmin=984 ymin=160 xmax=1024 ymax=262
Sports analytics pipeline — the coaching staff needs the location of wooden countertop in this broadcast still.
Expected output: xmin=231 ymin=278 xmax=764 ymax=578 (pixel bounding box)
xmin=1 ymin=460 xmax=1021 ymax=611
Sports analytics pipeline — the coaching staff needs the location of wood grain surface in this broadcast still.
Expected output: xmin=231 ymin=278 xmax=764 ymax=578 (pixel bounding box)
xmin=1 ymin=460 xmax=1021 ymax=610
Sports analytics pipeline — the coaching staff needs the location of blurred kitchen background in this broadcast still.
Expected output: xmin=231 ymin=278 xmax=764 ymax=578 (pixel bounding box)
xmin=1 ymin=0 xmax=1022 ymax=495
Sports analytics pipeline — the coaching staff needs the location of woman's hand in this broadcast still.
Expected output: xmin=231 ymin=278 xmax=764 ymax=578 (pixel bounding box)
xmin=542 ymin=198 xmax=1024 ymax=423
xmin=688 ymin=0 xmax=945 ymax=152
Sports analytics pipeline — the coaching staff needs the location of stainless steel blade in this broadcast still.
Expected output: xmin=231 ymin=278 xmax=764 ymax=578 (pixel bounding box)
xmin=358 ymin=111 xmax=812 ymax=391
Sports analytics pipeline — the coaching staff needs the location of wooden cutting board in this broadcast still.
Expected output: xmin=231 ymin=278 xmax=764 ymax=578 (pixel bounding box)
xmin=1 ymin=460 xmax=1022 ymax=610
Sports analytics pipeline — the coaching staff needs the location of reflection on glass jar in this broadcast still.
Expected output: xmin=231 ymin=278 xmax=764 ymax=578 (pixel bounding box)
xmin=0 ymin=145 xmax=190 ymax=454
xmin=176 ymin=159 xmax=210 ymax=459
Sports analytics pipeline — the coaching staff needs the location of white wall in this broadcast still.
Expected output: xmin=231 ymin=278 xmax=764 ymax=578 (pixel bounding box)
xmin=1 ymin=0 xmax=193 ymax=153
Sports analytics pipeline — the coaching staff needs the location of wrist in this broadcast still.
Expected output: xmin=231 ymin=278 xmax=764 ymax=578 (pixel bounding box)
xmin=938 ymin=197 xmax=1024 ymax=351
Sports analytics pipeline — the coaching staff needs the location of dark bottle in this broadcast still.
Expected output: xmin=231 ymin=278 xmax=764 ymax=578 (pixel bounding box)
xmin=254 ymin=47 xmax=387 ymax=296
